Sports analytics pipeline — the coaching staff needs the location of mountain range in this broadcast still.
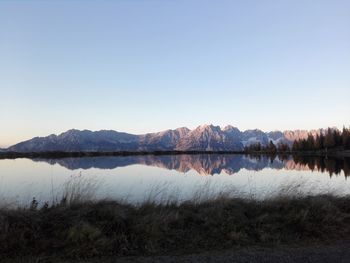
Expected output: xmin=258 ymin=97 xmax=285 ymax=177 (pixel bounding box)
xmin=4 ymin=124 xmax=329 ymax=153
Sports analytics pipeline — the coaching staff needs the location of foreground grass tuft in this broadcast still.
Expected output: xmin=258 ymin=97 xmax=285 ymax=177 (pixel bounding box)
xmin=1 ymin=195 xmax=350 ymax=259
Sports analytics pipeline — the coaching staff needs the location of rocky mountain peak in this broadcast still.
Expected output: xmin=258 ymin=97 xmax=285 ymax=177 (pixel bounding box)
xmin=223 ymin=125 xmax=239 ymax=131
xmin=6 ymin=125 xmax=334 ymax=153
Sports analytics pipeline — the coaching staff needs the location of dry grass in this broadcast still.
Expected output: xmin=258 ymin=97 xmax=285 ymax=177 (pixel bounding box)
xmin=1 ymin=194 xmax=350 ymax=260
xmin=1 ymin=175 xmax=350 ymax=260
xmin=58 ymin=173 xmax=101 ymax=206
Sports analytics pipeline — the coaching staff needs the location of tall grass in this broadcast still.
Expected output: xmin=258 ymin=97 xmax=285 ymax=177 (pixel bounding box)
xmin=1 ymin=193 xmax=350 ymax=260
xmin=2 ymin=174 xmax=350 ymax=260
xmin=59 ymin=173 xmax=101 ymax=206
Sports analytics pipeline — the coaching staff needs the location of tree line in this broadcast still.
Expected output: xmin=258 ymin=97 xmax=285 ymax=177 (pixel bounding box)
xmin=244 ymin=127 xmax=350 ymax=154
xmin=292 ymin=127 xmax=350 ymax=152
xmin=244 ymin=140 xmax=290 ymax=153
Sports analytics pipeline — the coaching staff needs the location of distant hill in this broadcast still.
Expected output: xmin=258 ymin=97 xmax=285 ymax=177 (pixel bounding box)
xmin=6 ymin=125 xmax=328 ymax=153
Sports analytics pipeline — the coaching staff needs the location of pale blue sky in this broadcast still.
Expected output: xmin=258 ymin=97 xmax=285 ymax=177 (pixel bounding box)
xmin=0 ymin=0 xmax=349 ymax=147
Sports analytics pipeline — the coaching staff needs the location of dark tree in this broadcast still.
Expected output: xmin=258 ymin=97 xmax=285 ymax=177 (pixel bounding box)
xmin=342 ymin=127 xmax=350 ymax=150
xmin=324 ymin=128 xmax=335 ymax=149
xmin=306 ymin=134 xmax=315 ymax=151
xmin=277 ymin=143 xmax=290 ymax=153
xmin=268 ymin=140 xmax=277 ymax=153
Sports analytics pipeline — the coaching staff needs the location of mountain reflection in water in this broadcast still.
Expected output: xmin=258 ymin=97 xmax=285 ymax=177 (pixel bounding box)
xmin=34 ymin=154 xmax=350 ymax=177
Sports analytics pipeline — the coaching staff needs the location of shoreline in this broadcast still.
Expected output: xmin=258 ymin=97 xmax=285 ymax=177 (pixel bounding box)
xmin=0 ymin=150 xmax=349 ymax=160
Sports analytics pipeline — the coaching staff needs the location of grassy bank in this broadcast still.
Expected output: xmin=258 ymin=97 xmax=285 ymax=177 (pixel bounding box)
xmin=2 ymin=195 xmax=350 ymax=260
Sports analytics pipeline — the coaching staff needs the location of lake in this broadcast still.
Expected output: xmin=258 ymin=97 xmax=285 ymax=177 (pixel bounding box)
xmin=0 ymin=154 xmax=349 ymax=207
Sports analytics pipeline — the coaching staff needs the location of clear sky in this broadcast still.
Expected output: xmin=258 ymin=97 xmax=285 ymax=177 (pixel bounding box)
xmin=0 ymin=0 xmax=349 ymax=147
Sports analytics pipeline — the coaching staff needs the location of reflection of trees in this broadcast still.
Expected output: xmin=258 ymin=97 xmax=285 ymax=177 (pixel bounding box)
xmin=244 ymin=154 xmax=261 ymax=161
xmin=307 ymin=158 xmax=316 ymax=171
xmin=344 ymin=159 xmax=350 ymax=177
xmin=292 ymin=155 xmax=350 ymax=177
xmin=277 ymin=154 xmax=290 ymax=162
xmin=245 ymin=153 xmax=278 ymax=164
xmin=35 ymin=154 xmax=350 ymax=177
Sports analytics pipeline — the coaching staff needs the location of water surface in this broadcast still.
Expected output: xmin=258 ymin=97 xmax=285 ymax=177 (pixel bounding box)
xmin=0 ymin=154 xmax=349 ymax=206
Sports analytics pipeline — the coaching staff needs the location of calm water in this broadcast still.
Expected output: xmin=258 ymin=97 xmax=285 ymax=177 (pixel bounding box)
xmin=0 ymin=154 xmax=349 ymax=206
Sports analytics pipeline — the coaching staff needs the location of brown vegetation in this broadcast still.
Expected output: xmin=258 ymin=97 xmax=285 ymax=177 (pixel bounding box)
xmin=1 ymin=195 xmax=350 ymax=260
